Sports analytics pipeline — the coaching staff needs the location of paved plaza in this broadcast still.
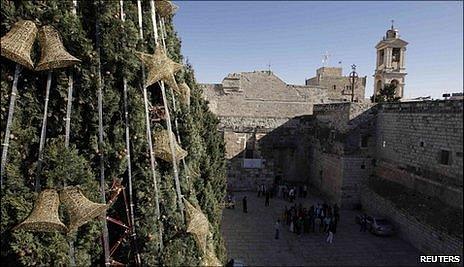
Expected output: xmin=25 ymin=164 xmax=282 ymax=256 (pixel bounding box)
xmin=221 ymin=192 xmax=422 ymax=266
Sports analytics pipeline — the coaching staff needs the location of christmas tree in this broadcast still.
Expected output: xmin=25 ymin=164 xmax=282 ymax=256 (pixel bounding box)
xmin=1 ymin=1 xmax=227 ymax=266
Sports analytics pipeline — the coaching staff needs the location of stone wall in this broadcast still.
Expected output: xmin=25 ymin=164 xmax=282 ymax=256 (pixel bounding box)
xmin=341 ymin=156 xmax=373 ymax=207
xmin=313 ymin=102 xmax=377 ymax=133
xmin=375 ymin=100 xmax=463 ymax=208
xmin=223 ymin=116 xmax=315 ymax=191
xmin=309 ymin=149 xmax=344 ymax=205
xmin=361 ymin=186 xmax=463 ymax=257
xmin=200 ymin=71 xmax=329 ymax=118
xmin=375 ymin=160 xmax=463 ymax=208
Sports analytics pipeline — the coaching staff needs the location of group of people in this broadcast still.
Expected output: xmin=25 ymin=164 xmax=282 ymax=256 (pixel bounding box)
xmin=279 ymin=202 xmax=340 ymax=243
xmin=279 ymin=184 xmax=308 ymax=202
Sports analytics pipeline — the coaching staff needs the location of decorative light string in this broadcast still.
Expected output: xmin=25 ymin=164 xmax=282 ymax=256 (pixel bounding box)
xmin=0 ymin=64 xmax=21 ymax=189
xmin=119 ymin=0 xmax=141 ymax=264
xmin=159 ymin=16 xmax=190 ymax=187
xmin=95 ymin=1 xmax=111 ymax=265
xmin=149 ymin=0 xmax=185 ymax=225
xmin=136 ymin=0 xmax=164 ymax=252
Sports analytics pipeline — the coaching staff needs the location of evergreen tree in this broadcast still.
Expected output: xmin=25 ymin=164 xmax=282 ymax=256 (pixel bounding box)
xmin=1 ymin=1 xmax=226 ymax=266
xmin=371 ymin=83 xmax=401 ymax=103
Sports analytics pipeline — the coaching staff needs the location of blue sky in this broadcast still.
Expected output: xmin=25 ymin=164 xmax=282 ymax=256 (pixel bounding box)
xmin=173 ymin=1 xmax=463 ymax=99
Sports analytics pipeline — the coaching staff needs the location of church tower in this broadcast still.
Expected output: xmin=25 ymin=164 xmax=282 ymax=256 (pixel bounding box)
xmin=374 ymin=22 xmax=408 ymax=99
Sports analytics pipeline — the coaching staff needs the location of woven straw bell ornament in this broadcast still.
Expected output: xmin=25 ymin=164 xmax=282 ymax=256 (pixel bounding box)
xmin=135 ymin=48 xmax=183 ymax=91
xmin=0 ymin=20 xmax=38 ymax=69
xmin=14 ymin=189 xmax=67 ymax=233
xmin=35 ymin=26 xmax=81 ymax=71
xmin=156 ymin=0 xmax=179 ymax=18
xmin=60 ymin=186 xmax=107 ymax=232
xmin=153 ymin=129 xmax=188 ymax=163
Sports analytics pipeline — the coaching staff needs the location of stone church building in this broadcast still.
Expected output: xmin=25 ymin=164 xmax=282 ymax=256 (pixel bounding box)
xmin=200 ymin=25 xmax=462 ymax=212
xmin=201 ymin=68 xmax=366 ymax=191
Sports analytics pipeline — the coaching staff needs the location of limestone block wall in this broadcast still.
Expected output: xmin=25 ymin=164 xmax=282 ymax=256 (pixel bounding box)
xmin=375 ymin=100 xmax=463 ymax=207
xmin=313 ymin=102 xmax=377 ymax=133
xmin=375 ymin=160 xmax=463 ymax=208
xmin=361 ymin=187 xmax=463 ymax=257
xmin=309 ymin=149 xmax=344 ymax=205
xmin=341 ymin=156 xmax=373 ymax=208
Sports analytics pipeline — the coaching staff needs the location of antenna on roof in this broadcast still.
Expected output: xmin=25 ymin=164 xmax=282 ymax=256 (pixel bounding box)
xmin=267 ymin=61 xmax=272 ymax=75
xmin=391 ymin=19 xmax=395 ymax=29
xmin=322 ymin=51 xmax=331 ymax=67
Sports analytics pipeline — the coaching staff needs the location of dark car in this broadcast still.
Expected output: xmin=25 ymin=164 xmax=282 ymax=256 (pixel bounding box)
xmin=355 ymin=214 xmax=396 ymax=236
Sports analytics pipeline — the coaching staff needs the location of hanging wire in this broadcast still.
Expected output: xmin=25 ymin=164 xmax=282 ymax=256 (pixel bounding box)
xmin=0 ymin=64 xmax=21 ymax=189
xmin=159 ymin=16 xmax=190 ymax=188
xmin=137 ymin=0 xmax=164 ymax=252
xmin=119 ymin=0 xmax=141 ymax=264
xmin=149 ymin=0 xmax=185 ymax=224
xmin=95 ymin=1 xmax=111 ymax=265
xmin=35 ymin=70 xmax=53 ymax=192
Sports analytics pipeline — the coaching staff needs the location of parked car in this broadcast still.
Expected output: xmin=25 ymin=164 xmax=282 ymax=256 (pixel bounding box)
xmin=355 ymin=214 xmax=396 ymax=236
xmin=226 ymin=259 xmax=245 ymax=267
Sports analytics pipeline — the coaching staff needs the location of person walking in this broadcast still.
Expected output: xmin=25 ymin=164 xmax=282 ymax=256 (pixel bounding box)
xmin=257 ymin=184 xmax=261 ymax=197
xmin=323 ymin=216 xmax=331 ymax=233
xmin=297 ymin=216 xmax=304 ymax=235
xmin=360 ymin=214 xmax=367 ymax=232
xmin=289 ymin=188 xmax=294 ymax=203
xmin=275 ymin=219 xmax=281 ymax=239
xmin=303 ymin=185 xmax=308 ymax=198
xmin=231 ymin=194 xmax=235 ymax=209
xmin=242 ymin=196 xmax=248 ymax=213
xmin=265 ymin=190 xmax=270 ymax=207
xmin=326 ymin=220 xmax=336 ymax=244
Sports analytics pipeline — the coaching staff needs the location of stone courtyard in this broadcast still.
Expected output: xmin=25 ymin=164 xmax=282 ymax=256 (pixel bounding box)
xmin=221 ymin=192 xmax=421 ymax=266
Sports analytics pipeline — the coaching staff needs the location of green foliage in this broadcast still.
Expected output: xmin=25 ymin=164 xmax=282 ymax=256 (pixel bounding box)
xmin=371 ymin=83 xmax=401 ymax=103
xmin=1 ymin=1 xmax=227 ymax=266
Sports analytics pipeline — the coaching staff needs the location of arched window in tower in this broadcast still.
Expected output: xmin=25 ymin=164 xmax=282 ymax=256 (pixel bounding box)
xmin=392 ymin=48 xmax=401 ymax=62
xmin=379 ymin=49 xmax=385 ymax=65
xmin=376 ymin=80 xmax=382 ymax=92
xmin=390 ymin=79 xmax=399 ymax=88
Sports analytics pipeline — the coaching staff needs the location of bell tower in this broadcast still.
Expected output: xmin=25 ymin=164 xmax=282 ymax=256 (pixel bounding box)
xmin=374 ymin=21 xmax=408 ymax=99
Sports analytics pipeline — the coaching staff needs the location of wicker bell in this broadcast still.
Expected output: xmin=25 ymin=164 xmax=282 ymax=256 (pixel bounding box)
xmin=35 ymin=26 xmax=81 ymax=71
xmin=0 ymin=20 xmax=38 ymax=69
xmin=156 ymin=0 xmax=179 ymax=18
xmin=14 ymin=189 xmax=67 ymax=232
xmin=153 ymin=129 xmax=188 ymax=163
xmin=60 ymin=186 xmax=107 ymax=232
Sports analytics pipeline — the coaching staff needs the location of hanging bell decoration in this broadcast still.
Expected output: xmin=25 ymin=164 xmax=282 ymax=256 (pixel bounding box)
xmin=60 ymin=186 xmax=107 ymax=232
xmin=14 ymin=189 xmax=67 ymax=232
xmin=0 ymin=20 xmax=38 ymax=70
xmin=178 ymin=82 xmax=191 ymax=107
xmin=35 ymin=26 xmax=81 ymax=71
xmin=155 ymin=0 xmax=179 ymax=18
xmin=153 ymin=129 xmax=188 ymax=163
